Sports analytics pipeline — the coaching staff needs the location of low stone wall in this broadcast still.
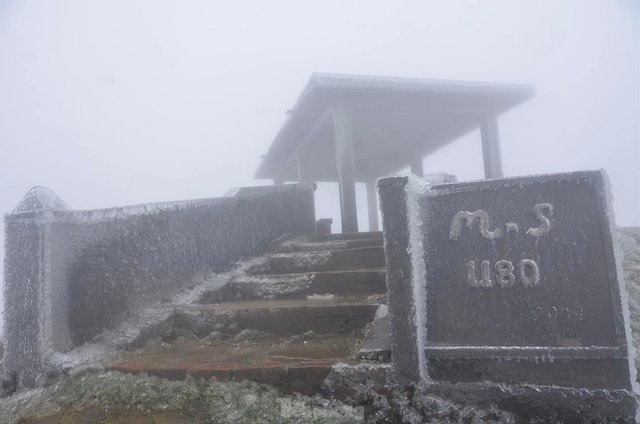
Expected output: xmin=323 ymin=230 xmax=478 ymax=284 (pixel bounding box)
xmin=3 ymin=183 xmax=315 ymax=385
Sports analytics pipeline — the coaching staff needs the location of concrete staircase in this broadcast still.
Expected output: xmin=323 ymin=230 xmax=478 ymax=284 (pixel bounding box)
xmin=103 ymin=232 xmax=387 ymax=394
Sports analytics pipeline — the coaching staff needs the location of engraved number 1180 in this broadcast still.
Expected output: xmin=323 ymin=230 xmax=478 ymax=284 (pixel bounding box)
xmin=466 ymin=259 xmax=540 ymax=288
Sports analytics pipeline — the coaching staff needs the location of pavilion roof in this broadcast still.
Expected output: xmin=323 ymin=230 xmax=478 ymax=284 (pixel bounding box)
xmin=255 ymin=73 xmax=534 ymax=182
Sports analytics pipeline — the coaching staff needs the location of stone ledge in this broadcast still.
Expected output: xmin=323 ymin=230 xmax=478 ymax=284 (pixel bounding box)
xmin=103 ymin=363 xmax=334 ymax=395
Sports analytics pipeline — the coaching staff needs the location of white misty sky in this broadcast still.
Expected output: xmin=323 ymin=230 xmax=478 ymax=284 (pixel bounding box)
xmin=0 ymin=1 xmax=638 ymax=334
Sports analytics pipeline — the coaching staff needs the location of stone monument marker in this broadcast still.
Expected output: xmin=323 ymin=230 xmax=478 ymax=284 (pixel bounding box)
xmin=378 ymin=170 xmax=635 ymax=391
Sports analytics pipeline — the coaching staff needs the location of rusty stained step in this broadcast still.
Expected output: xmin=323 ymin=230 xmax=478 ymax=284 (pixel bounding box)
xmin=173 ymin=296 xmax=380 ymax=337
xmin=200 ymin=269 xmax=387 ymax=303
xmin=255 ymin=246 xmax=386 ymax=274
xmin=105 ymin=360 xmax=333 ymax=396
xmin=104 ymin=333 xmax=360 ymax=395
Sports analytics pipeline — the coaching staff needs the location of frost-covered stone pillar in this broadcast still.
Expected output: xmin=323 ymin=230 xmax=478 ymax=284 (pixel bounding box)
xmin=377 ymin=175 xmax=425 ymax=385
xmin=3 ymin=187 xmax=72 ymax=387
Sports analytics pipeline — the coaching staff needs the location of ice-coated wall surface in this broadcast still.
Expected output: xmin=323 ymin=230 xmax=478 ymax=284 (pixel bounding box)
xmin=3 ymin=183 xmax=315 ymax=385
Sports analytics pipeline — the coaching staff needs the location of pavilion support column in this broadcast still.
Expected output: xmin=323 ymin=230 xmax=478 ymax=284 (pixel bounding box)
xmin=333 ymin=102 xmax=358 ymax=233
xmin=410 ymin=157 xmax=424 ymax=177
xmin=296 ymin=149 xmax=308 ymax=182
xmin=480 ymin=112 xmax=503 ymax=179
xmin=366 ymin=179 xmax=379 ymax=231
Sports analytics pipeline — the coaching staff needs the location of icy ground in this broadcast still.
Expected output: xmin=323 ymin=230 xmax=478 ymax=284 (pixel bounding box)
xmin=0 ymin=227 xmax=639 ymax=423
xmin=0 ymin=372 xmax=515 ymax=424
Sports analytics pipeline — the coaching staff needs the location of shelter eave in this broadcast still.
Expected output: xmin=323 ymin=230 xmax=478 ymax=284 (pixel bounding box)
xmin=255 ymin=73 xmax=535 ymax=180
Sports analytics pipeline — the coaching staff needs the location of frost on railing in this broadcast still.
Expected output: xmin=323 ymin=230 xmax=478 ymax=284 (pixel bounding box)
xmin=3 ymin=183 xmax=315 ymax=387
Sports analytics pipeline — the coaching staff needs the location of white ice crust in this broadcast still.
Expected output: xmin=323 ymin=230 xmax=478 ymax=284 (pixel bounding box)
xmin=405 ymin=174 xmax=430 ymax=381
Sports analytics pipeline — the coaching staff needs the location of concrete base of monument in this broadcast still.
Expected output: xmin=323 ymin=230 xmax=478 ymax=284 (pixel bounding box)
xmin=376 ymin=172 xmax=640 ymax=420
xmin=323 ymin=364 xmax=639 ymax=422
xmin=426 ymin=356 xmax=634 ymax=391
xmin=422 ymin=381 xmax=639 ymax=423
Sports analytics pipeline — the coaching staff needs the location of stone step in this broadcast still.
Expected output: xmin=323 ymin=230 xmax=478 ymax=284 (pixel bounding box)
xmin=199 ymin=270 xmax=387 ymax=303
xmin=313 ymin=231 xmax=383 ymax=242
xmin=104 ymin=332 xmax=361 ymax=395
xmin=250 ymin=246 xmax=386 ymax=274
xmin=273 ymin=237 xmax=383 ymax=253
xmin=308 ymin=270 xmax=386 ymax=297
xmin=168 ymin=296 xmax=381 ymax=337
xmin=101 ymin=297 xmax=378 ymax=395
xmin=263 ymin=232 xmax=384 ymax=254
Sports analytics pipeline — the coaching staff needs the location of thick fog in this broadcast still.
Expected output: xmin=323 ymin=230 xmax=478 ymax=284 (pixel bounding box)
xmin=1 ymin=1 xmax=638 ymax=336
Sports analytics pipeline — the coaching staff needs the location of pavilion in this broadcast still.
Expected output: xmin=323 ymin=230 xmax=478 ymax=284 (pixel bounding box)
xmin=255 ymin=73 xmax=534 ymax=233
